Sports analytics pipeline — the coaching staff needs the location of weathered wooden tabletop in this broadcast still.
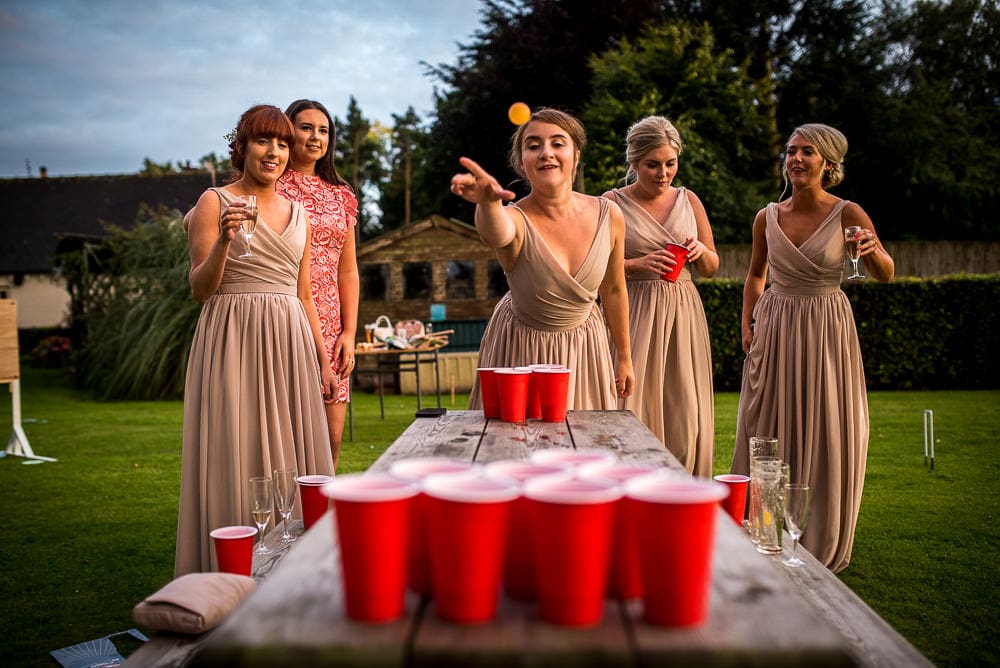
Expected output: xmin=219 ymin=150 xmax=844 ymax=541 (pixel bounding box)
xmin=173 ymin=410 xmax=929 ymax=667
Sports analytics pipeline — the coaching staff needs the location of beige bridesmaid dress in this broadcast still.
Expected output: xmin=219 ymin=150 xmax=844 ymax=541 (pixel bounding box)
xmin=174 ymin=188 xmax=334 ymax=577
xmin=612 ymin=188 xmax=714 ymax=477
xmin=732 ymin=199 xmax=869 ymax=573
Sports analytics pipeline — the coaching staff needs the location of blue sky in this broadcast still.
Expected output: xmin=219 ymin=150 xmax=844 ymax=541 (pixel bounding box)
xmin=0 ymin=0 xmax=485 ymax=178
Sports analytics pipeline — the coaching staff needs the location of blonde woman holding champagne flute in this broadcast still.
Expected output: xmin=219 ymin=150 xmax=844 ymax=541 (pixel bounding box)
xmin=731 ymin=123 xmax=893 ymax=573
xmin=175 ymin=104 xmax=335 ymax=576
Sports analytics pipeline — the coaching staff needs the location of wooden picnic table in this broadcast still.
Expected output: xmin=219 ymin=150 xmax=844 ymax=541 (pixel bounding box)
xmin=151 ymin=410 xmax=930 ymax=667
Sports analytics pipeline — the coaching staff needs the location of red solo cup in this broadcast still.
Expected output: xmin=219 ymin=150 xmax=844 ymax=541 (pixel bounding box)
xmin=661 ymin=242 xmax=690 ymax=282
xmin=389 ymin=458 xmax=479 ymax=595
xmin=494 ymin=368 xmax=531 ymax=423
xmin=624 ymin=474 xmax=728 ymax=627
xmin=484 ymin=460 xmax=574 ymax=601
xmin=523 ymin=475 xmax=623 ymax=626
xmin=210 ymin=525 xmax=258 ymax=576
xmin=517 ymin=366 xmax=541 ymax=420
xmin=423 ymin=471 xmax=520 ymax=623
xmin=296 ymin=474 xmax=334 ymax=530
xmin=530 ymin=447 xmax=617 ymax=469
xmin=477 ymin=367 xmax=501 ymax=419
xmin=322 ymin=473 xmax=420 ymax=622
xmin=534 ymin=367 xmax=572 ymax=422
xmin=577 ymin=462 xmax=669 ymax=600
xmin=714 ymin=473 xmax=751 ymax=525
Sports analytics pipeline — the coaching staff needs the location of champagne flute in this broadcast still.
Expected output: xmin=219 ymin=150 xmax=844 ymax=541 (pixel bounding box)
xmin=844 ymin=226 xmax=865 ymax=279
xmin=782 ymin=483 xmax=810 ymax=567
xmin=238 ymin=195 xmax=258 ymax=259
xmin=249 ymin=476 xmax=273 ymax=555
xmin=273 ymin=467 xmax=298 ymax=543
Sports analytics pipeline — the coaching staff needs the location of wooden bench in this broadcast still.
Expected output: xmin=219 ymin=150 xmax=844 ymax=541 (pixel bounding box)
xmin=138 ymin=410 xmax=931 ymax=667
xmin=122 ymin=520 xmax=303 ymax=667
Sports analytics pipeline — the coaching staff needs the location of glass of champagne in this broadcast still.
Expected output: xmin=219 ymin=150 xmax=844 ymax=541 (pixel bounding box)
xmin=249 ymin=476 xmax=273 ymax=555
xmin=782 ymin=483 xmax=810 ymax=567
xmin=273 ymin=468 xmax=298 ymax=543
xmin=844 ymin=225 xmax=865 ymax=279
xmin=238 ymin=195 xmax=258 ymax=259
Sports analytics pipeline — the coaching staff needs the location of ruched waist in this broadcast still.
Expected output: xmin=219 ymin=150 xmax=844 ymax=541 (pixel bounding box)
xmin=508 ymin=295 xmax=600 ymax=332
xmin=627 ymin=266 xmax=692 ymax=283
xmin=768 ymin=283 xmax=841 ymax=297
xmin=215 ymin=283 xmax=298 ymax=296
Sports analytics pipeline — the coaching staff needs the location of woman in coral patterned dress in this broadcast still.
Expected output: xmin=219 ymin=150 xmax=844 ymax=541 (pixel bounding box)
xmin=277 ymin=99 xmax=359 ymax=470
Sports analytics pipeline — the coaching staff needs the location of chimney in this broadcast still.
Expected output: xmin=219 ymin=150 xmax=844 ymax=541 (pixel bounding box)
xmin=39 ymin=166 xmax=48 ymax=178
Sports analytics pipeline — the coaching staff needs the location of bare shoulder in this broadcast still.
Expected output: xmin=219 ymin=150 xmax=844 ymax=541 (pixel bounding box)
xmin=841 ymin=201 xmax=874 ymax=227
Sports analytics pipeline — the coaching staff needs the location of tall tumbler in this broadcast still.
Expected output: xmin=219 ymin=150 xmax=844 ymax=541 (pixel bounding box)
xmin=754 ymin=462 xmax=785 ymax=555
xmin=747 ymin=437 xmax=779 ymax=542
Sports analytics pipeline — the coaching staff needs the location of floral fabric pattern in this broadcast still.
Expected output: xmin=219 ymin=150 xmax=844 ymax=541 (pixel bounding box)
xmin=278 ymin=169 xmax=358 ymax=403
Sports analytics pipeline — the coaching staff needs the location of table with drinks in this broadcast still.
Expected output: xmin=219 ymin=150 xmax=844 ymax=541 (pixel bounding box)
xmin=184 ymin=403 xmax=929 ymax=668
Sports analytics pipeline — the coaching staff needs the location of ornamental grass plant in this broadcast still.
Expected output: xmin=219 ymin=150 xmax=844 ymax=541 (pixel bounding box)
xmin=0 ymin=367 xmax=996 ymax=666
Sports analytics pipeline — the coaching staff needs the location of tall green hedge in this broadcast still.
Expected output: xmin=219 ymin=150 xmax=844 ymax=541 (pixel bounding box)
xmin=697 ymin=275 xmax=1000 ymax=391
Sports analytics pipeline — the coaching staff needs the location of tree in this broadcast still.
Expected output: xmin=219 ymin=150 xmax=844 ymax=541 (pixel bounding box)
xmin=335 ymin=97 xmax=384 ymax=240
xmin=378 ymin=107 xmax=435 ymax=231
xmin=423 ymin=0 xmax=668 ymax=221
xmin=139 ymin=158 xmax=177 ymax=177
xmin=582 ymin=21 xmax=774 ymax=242
xmin=855 ymin=0 xmax=1000 ymax=239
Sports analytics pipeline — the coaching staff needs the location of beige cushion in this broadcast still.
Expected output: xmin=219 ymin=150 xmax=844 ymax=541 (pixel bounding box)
xmin=132 ymin=572 xmax=256 ymax=634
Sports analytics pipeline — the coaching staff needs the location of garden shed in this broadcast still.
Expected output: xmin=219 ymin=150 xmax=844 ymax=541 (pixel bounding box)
xmin=356 ymin=214 xmax=507 ymax=393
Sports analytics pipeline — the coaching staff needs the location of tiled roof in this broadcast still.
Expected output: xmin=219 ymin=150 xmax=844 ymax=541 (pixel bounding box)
xmin=3 ymin=172 xmax=215 ymax=273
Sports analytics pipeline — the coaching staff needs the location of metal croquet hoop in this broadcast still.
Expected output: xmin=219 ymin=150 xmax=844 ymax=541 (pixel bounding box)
xmin=923 ymin=409 xmax=935 ymax=470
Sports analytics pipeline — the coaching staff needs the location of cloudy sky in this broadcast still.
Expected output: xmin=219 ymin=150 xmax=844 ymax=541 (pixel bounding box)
xmin=0 ymin=0 xmax=486 ymax=178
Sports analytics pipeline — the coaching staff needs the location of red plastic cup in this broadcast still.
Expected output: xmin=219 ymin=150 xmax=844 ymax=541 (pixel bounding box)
xmin=534 ymin=367 xmax=572 ymax=422
xmin=210 ymin=525 xmax=258 ymax=576
xmin=523 ymin=475 xmax=623 ymax=626
xmin=389 ymin=458 xmax=479 ymax=595
xmin=423 ymin=471 xmax=520 ymax=623
xmin=322 ymin=473 xmax=420 ymax=622
xmin=484 ymin=461 xmax=574 ymax=601
xmin=714 ymin=473 xmax=751 ymax=525
xmin=577 ymin=462 xmax=670 ymax=600
xmin=296 ymin=474 xmax=334 ymax=530
xmin=477 ymin=368 xmax=501 ymax=419
xmin=517 ymin=366 xmax=541 ymax=420
xmin=530 ymin=447 xmax=617 ymax=469
xmin=523 ymin=364 xmax=561 ymax=419
xmin=624 ymin=474 xmax=728 ymax=627
xmin=494 ymin=368 xmax=531 ymax=423
xmin=661 ymin=242 xmax=690 ymax=282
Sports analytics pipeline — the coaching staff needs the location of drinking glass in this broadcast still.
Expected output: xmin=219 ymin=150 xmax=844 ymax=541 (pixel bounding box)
xmin=782 ymin=483 xmax=811 ymax=567
xmin=249 ymin=476 xmax=273 ymax=555
xmin=844 ymin=226 xmax=865 ymax=279
xmin=746 ymin=437 xmax=779 ymax=538
xmin=752 ymin=456 xmax=784 ymax=554
xmin=273 ymin=468 xmax=298 ymax=543
xmin=238 ymin=195 xmax=258 ymax=259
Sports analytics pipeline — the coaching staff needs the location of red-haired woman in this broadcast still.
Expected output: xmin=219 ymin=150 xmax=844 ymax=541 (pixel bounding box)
xmin=175 ymin=105 xmax=335 ymax=576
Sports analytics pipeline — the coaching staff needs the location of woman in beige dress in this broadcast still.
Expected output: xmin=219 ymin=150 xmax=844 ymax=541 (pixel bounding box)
xmin=450 ymin=108 xmax=634 ymax=408
xmin=732 ymin=123 xmax=894 ymax=573
xmin=175 ymin=105 xmax=336 ymax=576
xmin=603 ymin=117 xmax=718 ymax=476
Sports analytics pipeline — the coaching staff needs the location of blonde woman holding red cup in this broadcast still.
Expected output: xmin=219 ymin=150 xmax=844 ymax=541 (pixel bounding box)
xmin=603 ymin=116 xmax=718 ymax=476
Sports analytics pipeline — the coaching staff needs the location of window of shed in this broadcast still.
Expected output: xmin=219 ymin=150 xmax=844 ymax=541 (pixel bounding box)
xmin=360 ymin=263 xmax=389 ymax=301
xmin=403 ymin=262 xmax=432 ymax=300
xmin=446 ymin=260 xmax=475 ymax=299
xmin=487 ymin=260 xmax=509 ymax=298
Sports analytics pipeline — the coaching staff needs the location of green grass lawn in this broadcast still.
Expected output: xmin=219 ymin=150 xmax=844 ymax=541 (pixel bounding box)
xmin=1 ymin=367 xmax=997 ymax=666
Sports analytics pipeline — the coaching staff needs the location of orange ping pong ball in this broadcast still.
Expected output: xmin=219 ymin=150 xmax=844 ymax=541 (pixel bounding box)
xmin=508 ymin=102 xmax=531 ymax=126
